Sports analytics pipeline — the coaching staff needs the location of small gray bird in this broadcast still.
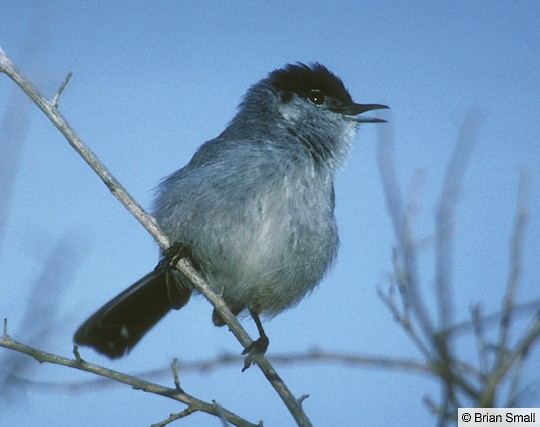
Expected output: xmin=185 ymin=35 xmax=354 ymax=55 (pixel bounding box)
xmin=74 ymin=62 xmax=388 ymax=360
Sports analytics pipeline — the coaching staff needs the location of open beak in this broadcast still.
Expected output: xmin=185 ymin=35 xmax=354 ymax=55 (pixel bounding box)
xmin=335 ymin=103 xmax=389 ymax=123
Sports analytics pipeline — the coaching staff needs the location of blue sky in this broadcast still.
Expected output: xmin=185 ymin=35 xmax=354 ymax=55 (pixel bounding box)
xmin=1 ymin=1 xmax=539 ymax=426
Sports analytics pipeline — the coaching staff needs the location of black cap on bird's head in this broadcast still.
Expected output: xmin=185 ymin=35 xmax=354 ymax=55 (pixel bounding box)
xmin=268 ymin=62 xmax=388 ymax=123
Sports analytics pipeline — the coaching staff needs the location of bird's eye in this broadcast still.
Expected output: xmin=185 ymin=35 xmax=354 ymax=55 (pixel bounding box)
xmin=308 ymin=89 xmax=326 ymax=105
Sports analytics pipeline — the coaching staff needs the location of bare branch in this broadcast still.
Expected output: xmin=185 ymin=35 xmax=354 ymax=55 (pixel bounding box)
xmin=0 ymin=46 xmax=311 ymax=426
xmin=0 ymin=333 xmax=257 ymax=427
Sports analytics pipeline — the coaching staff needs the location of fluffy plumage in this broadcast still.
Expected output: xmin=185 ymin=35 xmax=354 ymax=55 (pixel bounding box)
xmin=74 ymin=62 xmax=387 ymax=358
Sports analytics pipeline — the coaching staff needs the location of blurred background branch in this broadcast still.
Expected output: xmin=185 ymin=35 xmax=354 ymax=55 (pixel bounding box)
xmin=377 ymin=113 xmax=540 ymax=425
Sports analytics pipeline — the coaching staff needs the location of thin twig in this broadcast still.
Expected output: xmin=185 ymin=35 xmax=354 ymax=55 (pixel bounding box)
xmin=444 ymin=299 xmax=540 ymax=336
xmin=151 ymin=408 xmax=197 ymax=427
xmin=471 ymin=304 xmax=489 ymax=376
xmin=377 ymin=285 xmax=432 ymax=359
xmin=506 ymin=353 xmax=526 ymax=407
xmin=171 ymin=358 xmax=182 ymax=391
xmin=498 ymin=171 xmax=529 ymax=361
xmin=52 ymin=71 xmax=72 ymax=107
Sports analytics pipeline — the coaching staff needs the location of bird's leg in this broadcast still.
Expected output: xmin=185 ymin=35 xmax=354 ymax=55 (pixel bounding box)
xmin=242 ymin=309 xmax=269 ymax=371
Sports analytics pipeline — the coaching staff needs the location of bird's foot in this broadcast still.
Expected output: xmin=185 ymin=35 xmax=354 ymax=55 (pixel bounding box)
xmin=157 ymin=243 xmax=194 ymax=271
xmin=242 ymin=335 xmax=269 ymax=372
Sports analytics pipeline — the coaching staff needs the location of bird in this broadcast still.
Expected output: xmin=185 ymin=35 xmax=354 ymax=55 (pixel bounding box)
xmin=74 ymin=62 xmax=388 ymax=362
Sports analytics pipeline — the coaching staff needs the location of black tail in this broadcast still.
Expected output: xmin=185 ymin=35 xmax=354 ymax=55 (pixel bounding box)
xmin=74 ymin=264 xmax=191 ymax=358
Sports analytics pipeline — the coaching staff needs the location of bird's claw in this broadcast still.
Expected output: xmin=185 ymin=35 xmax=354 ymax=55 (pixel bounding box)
xmin=241 ymin=335 xmax=269 ymax=371
xmin=158 ymin=243 xmax=193 ymax=270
